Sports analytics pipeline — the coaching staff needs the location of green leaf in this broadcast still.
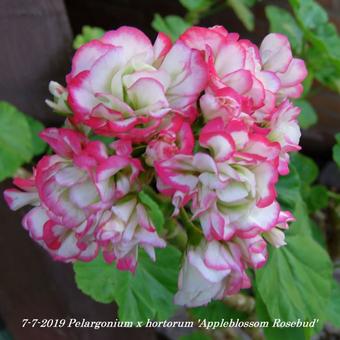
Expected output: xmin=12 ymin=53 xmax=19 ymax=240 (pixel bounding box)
xmin=306 ymin=185 xmax=329 ymax=212
xmin=255 ymin=288 xmax=306 ymax=340
xmin=291 ymin=153 xmax=318 ymax=186
xmin=287 ymin=197 xmax=311 ymax=236
xmin=294 ymin=99 xmax=318 ymax=129
xmin=276 ymin=163 xmax=301 ymax=207
xmin=73 ymin=26 xmax=105 ymax=49
xmin=242 ymin=0 xmax=257 ymax=6
xmin=309 ymin=218 xmax=326 ymax=248
xmin=152 ymin=14 xmax=191 ymax=42
xmin=302 ymin=69 xmax=314 ymax=96
xmin=180 ymin=331 xmax=212 ymax=340
xmin=325 ymin=280 xmax=340 ymax=328
xmin=179 ymin=0 xmax=212 ymax=12
xmin=289 ymin=0 xmax=340 ymax=92
xmin=306 ymin=47 xmax=340 ymax=92
xmin=0 ymin=102 xmax=33 ymax=181
xmin=25 ymin=116 xmax=46 ymax=156
xmin=290 ymin=154 xmax=328 ymax=212
xmin=256 ymin=235 xmax=333 ymax=322
xmin=228 ymin=0 xmax=254 ymax=31
xmin=333 ymin=133 xmax=340 ymax=167
xmin=89 ymin=134 xmax=115 ymax=146
xmin=74 ymin=246 xmax=181 ymax=323
xmin=190 ymin=300 xmax=247 ymax=323
xmin=289 ymin=0 xmax=328 ymax=30
xmin=265 ymin=5 xmax=303 ymax=54
xmin=138 ymin=190 xmax=165 ymax=233
xmin=336 ymin=133 xmax=340 ymax=144
xmin=333 ymin=144 xmax=340 ymax=167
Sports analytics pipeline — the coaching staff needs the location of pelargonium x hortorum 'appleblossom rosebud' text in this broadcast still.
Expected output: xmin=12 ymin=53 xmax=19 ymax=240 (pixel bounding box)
xmin=4 ymin=25 xmax=306 ymax=306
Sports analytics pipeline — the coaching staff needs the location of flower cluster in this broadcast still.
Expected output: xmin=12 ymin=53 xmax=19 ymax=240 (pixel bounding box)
xmin=4 ymin=26 xmax=306 ymax=306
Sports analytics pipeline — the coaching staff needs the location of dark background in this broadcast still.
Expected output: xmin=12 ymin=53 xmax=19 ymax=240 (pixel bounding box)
xmin=0 ymin=0 xmax=339 ymax=339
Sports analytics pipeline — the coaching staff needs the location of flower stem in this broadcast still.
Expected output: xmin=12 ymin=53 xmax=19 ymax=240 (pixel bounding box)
xmin=179 ymin=208 xmax=203 ymax=246
xmin=165 ymin=219 xmax=188 ymax=251
xmin=224 ymin=294 xmax=256 ymax=314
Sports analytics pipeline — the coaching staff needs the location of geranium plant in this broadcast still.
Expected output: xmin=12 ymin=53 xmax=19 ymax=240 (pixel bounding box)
xmin=2 ymin=1 xmax=340 ymax=337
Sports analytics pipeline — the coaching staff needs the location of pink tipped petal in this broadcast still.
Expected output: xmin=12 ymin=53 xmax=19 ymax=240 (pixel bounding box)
xmin=4 ymin=189 xmax=39 ymax=210
xmin=100 ymin=26 xmax=153 ymax=62
xmin=69 ymin=40 xmax=112 ymax=78
xmin=279 ymin=84 xmax=303 ymax=99
xmin=22 ymin=207 xmax=49 ymax=240
xmin=160 ymin=41 xmax=208 ymax=106
xmin=257 ymin=71 xmax=281 ymax=93
xmin=179 ymin=26 xmax=225 ymax=54
xmin=153 ymin=32 xmax=172 ymax=64
xmin=204 ymin=241 xmax=230 ymax=270
xmin=278 ymin=58 xmax=307 ymax=87
xmin=260 ymin=33 xmax=292 ymax=72
xmin=39 ymin=128 xmax=86 ymax=158
xmin=215 ymin=42 xmax=246 ymax=76
xmin=68 ymin=71 xmax=98 ymax=118
xmin=237 ymin=201 xmax=280 ymax=234
xmin=199 ymin=131 xmax=235 ymax=161
xmin=253 ymin=162 xmax=278 ymax=207
xmin=222 ymin=70 xmax=253 ymax=94
xmin=89 ymin=47 xmax=125 ymax=93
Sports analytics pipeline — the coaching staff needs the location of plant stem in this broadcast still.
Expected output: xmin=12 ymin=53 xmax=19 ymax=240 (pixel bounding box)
xmin=179 ymin=207 xmax=203 ymax=245
xmin=224 ymin=294 xmax=256 ymax=314
xmin=165 ymin=219 xmax=188 ymax=251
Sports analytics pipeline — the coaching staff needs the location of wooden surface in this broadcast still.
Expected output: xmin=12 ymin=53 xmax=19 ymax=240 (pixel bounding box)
xmin=0 ymin=1 xmax=155 ymax=339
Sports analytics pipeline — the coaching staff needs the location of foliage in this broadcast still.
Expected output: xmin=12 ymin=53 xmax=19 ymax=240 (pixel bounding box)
xmin=294 ymin=98 xmax=318 ymax=130
xmin=255 ymin=235 xmax=332 ymax=321
xmin=267 ymin=0 xmax=340 ymax=94
xmin=227 ymin=0 xmax=254 ymax=31
xmin=138 ymin=190 xmax=165 ymax=233
xmin=0 ymin=101 xmax=45 ymax=181
xmin=73 ymin=26 xmax=105 ymax=49
xmin=255 ymin=289 xmax=306 ymax=340
xmin=152 ymin=15 xmax=191 ymax=42
xmin=180 ymin=331 xmax=212 ymax=340
xmin=74 ymin=246 xmax=181 ymax=323
xmin=152 ymin=0 xmax=257 ymax=41
xmin=333 ymin=133 xmax=340 ymax=168
xmin=265 ymin=5 xmax=303 ymax=54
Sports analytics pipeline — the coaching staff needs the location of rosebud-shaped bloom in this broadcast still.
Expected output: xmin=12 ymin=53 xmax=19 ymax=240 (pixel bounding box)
xmin=264 ymin=210 xmax=294 ymax=248
xmin=180 ymin=27 xmax=306 ymax=122
xmin=200 ymin=86 xmax=243 ymax=123
xmin=174 ymin=240 xmax=251 ymax=307
xmin=268 ymin=100 xmax=301 ymax=175
xmin=259 ymin=34 xmax=307 ymax=100
xmin=66 ymin=26 xmax=208 ymax=141
xmin=180 ymin=26 xmax=266 ymax=113
xmin=96 ymin=196 xmax=166 ymax=272
xmin=145 ymin=116 xmax=194 ymax=165
xmin=156 ymin=117 xmax=281 ymax=240
xmin=233 ymin=235 xmax=268 ymax=269
xmin=21 ymin=206 xmax=101 ymax=262
xmin=45 ymin=81 xmax=72 ymax=115
xmin=4 ymin=128 xmax=142 ymax=262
